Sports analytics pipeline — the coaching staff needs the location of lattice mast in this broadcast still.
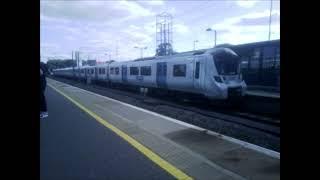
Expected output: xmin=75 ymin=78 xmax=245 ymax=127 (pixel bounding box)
xmin=156 ymin=12 xmax=173 ymax=56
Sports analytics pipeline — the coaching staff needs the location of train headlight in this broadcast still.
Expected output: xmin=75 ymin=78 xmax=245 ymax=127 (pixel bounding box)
xmin=214 ymin=76 xmax=223 ymax=83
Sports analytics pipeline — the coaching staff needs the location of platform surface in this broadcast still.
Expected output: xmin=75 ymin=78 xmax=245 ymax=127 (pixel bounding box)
xmin=41 ymin=84 xmax=176 ymax=180
xmin=44 ymin=78 xmax=280 ymax=180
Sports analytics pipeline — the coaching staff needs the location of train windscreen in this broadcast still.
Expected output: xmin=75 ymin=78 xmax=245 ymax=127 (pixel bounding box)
xmin=213 ymin=49 xmax=240 ymax=75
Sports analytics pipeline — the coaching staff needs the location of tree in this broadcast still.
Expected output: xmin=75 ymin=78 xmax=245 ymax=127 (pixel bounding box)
xmin=47 ymin=59 xmax=76 ymax=70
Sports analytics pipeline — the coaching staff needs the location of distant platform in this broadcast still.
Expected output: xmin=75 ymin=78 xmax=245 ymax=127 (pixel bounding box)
xmin=246 ymin=90 xmax=280 ymax=99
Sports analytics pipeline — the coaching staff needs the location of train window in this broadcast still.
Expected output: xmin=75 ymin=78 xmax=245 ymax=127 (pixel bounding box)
xmin=130 ymin=67 xmax=139 ymax=75
xmin=262 ymin=59 xmax=274 ymax=69
xmin=110 ymin=67 xmax=114 ymax=74
xmin=213 ymin=50 xmax=240 ymax=75
xmin=275 ymin=47 xmax=280 ymax=69
xmin=249 ymin=48 xmax=260 ymax=70
xmin=262 ymin=47 xmax=276 ymax=69
xmin=140 ymin=66 xmax=151 ymax=76
xmin=250 ymin=59 xmax=259 ymax=70
xmin=102 ymin=68 xmax=105 ymax=74
xmin=173 ymin=64 xmax=186 ymax=77
xmin=195 ymin=62 xmax=200 ymax=79
xmin=253 ymin=48 xmax=260 ymax=59
xmin=241 ymin=57 xmax=249 ymax=69
xmin=115 ymin=67 xmax=119 ymax=75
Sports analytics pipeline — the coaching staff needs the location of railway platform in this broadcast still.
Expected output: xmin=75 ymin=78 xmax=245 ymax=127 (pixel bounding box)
xmin=246 ymin=86 xmax=280 ymax=99
xmin=42 ymin=78 xmax=280 ymax=180
xmin=246 ymin=90 xmax=280 ymax=99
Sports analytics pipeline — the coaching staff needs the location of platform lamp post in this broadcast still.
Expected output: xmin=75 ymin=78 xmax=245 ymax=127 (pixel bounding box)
xmin=134 ymin=46 xmax=147 ymax=59
xmin=206 ymin=28 xmax=217 ymax=47
xmin=268 ymin=0 xmax=273 ymax=41
xmin=193 ymin=40 xmax=199 ymax=51
xmin=105 ymin=53 xmax=111 ymax=61
xmin=79 ymin=46 xmax=89 ymax=67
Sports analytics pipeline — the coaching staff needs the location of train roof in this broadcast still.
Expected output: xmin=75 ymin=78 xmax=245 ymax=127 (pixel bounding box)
xmin=233 ymin=39 xmax=279 ymax=48
xmin=53 ymin=48 xmax=231 ymax=71
xmin=230 ymin=39 xmax=280 ymax=55
xmin=53 ymin=39 xmax=280 ymax=71
xmin=54 ymin=67 xmax=73 ymax=71
xmin=142 ymin=46 xmax=243 ymax=60
xmin=130 ymin=49 xmax=209 ymax=62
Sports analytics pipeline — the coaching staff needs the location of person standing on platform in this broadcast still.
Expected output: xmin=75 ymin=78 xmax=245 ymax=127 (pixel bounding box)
xmin=40 ymin=66 xmax=48 ymax=118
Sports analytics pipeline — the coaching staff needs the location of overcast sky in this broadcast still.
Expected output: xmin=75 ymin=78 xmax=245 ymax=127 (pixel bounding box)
xmin=40 ymin=0 xmax=280 ymax=63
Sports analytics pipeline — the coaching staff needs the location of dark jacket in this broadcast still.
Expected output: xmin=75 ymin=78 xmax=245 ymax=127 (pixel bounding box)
xmin=40 ymin=68 xmax=46 ymax=92
xmin=40 ymin=62 xmax=49 ymax=75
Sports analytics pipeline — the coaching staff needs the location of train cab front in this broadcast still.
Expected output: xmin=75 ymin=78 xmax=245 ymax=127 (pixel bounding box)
xmin=210 ymin=48 xmax=247 ymax=100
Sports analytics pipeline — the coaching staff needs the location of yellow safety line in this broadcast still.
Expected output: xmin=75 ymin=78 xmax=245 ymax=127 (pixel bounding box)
xmin=48 ymin=83 xmax=193 ymax=180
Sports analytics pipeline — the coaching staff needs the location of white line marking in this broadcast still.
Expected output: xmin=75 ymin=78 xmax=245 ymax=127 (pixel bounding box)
xmin=49 ymin=78 xmax=280 ymax=159
xmin=246 ymin=91 xmax=280 ymax=99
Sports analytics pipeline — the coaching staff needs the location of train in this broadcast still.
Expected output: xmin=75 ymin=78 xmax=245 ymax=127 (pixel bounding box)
xmin=230 ymin=39 xmax=280 ymax=90
xmin=53 ymin=47 xmax=247 ymax=100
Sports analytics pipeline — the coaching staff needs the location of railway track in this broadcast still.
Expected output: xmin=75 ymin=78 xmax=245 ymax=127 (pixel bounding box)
xmin=140 ymin=99 xmax=280 ymax=137
xmin=51 ymin=77 xmax=280 ymax=137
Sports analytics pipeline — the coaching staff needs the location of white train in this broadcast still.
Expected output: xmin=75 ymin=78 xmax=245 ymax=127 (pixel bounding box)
xmin=53 ymin=47 xmax=247 ymax=100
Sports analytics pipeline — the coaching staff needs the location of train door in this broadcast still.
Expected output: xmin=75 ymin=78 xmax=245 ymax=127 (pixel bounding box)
xmin=95 ymin=67 xmax=98 ymax=80
xmin=76 ymin=68 xmax=79 ymax=78
xmin=106 ymin=66 xmax=109 ymax=81
xmin=77 ymin=68 xmax=80 ymax=78
xmin=193 ymin=57 xmax=201 ymax=90
xmin=121 ymin=65 xmax=127 ymax=83
xmin=156 ymin=62 xmax=167 ymax=88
